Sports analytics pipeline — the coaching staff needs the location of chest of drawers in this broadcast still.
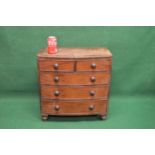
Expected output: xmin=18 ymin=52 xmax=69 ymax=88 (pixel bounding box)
xmin=37 ymin=48 xmax=112 ymax=120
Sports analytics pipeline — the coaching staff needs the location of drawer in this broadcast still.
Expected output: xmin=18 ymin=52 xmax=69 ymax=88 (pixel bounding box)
xmin=41 ymin=85 xmax=109 ymax=99
xmin=38 ymin=60 xmax=74 ymax=71
xmin=76 ymin=59 xmax=112 ymax=71
xmin=41 ymin=100 xmax=107 ymax=115
xmin=40 ymin=72 xmax=111 ymax=85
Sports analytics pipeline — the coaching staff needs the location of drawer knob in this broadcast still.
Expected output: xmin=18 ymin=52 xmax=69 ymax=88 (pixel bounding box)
xmin=53 ymin=63 xmax=59 ymax=70
xmin=90 ymin=76 xmax=96 ymax=82
xmin=89 ymin=105 xmax=95 ymax=111
xmin=54 ymin=90 xmax=60 ymax=96
xmin=54 ymin=105 xmax=60 ymax=111
xmin=91 ymin=63 xmax=96 ymax=69
xmin=89 ymin=90 xmax=95 ymax=96
xmin=54 ymin=76 xmax=59 ymax=82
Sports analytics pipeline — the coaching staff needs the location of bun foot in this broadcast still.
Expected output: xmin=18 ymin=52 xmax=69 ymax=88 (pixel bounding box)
xmin=42 ymin=115 xmax=48 ymax=121
xmin=99 ymin=115 xmax=107 ymax=120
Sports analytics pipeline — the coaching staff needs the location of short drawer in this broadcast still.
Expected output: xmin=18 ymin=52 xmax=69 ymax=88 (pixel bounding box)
xmin=38 ymin=60 xmax=74 ymax=71
xmin=41 ymin=100 xmax=107 ymax=115
xmin=39 ymin=72 xmax=111 ymax=85
xmin=76 ymin=58 xmax=112 ymax=71
xmin=41 ymin=85 xmax=109 ymax=99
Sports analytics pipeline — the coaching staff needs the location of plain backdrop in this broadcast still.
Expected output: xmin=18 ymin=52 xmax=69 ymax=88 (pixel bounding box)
xmin=0 ymin=26 xmax=155 ymax=128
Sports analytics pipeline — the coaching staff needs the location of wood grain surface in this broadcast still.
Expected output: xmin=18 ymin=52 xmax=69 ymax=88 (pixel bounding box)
xmin=41 ymin=85 xmax=109 ymax=99
xmin=40 ymin=72 xmax=111 ymax=85
xmin=41 ymin=99 xmax=108 ymax=116
xmin=38 ymin=48 xmax=112 ymax=119
xmin=38 ymin=48 xmax=112 ymax=59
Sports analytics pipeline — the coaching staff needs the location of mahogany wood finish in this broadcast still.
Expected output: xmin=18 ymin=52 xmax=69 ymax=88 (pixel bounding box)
xmin=76 ymin=59 xmax=112 ymax=71
xmin=41 ymin=100 xmax=107 ymax=115
xmin=38 ymin=60 xmax=74 ymax=71
xmin=41 ymin=85 xmax=109 ymax=99
xmin=37 ymin=48 xmax=112 ymax=120
xmin=40 ymin=72 xmax=111 ymax=85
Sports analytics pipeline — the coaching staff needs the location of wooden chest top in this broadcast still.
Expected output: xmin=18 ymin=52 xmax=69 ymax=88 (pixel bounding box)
xmin=37 ymin=48 xmax=112 ymax=59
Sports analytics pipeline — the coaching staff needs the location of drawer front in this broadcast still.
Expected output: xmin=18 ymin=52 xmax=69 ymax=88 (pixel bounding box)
xmin=41 ymin=85 xmax=109 ymax=99
xmin=76 ymin=59 xmax=112 ymax=71
xmin=40 ymin=72 xmax=111 ymax=85
xmin=41 ymin=100 xmax=107 ymax=115
xmin=38 ymin=60 xmax=74 ymax=71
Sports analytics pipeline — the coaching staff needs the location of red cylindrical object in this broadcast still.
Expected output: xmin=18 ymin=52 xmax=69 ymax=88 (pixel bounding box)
xmin=47 ymin=36 xmax=57 ymax=54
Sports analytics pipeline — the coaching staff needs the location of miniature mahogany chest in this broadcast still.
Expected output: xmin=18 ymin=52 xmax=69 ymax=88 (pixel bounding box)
xmin=37 ymin=48 xmax=112 ymax=120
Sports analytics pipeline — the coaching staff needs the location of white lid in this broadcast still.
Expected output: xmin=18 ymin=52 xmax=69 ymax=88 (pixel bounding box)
xmin=48 ymin=36 xmax=56 ymax=38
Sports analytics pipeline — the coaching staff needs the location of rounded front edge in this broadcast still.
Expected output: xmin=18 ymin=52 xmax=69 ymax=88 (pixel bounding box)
xmin=45 ymin=113 xmax=107 ymax=117
xmin=42 ymin=114 xmax=108 ymax=121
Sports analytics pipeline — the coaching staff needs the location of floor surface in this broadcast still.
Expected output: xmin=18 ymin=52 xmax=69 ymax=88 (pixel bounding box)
xmin=0 ymin=94 xmax=154 ymax=129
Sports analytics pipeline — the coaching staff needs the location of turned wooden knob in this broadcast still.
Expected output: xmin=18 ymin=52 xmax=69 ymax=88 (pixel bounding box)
xmin=54 ymin=76 xmax=59 ymax=82
xmin=53 ymin=63 xmax=59 ymax=70
xmin=91 ymin=63 xmax=96 ymax=69
xmin=89 ymin=105 xmax=94 ymax=111
xmin=54 ymin=90 xmax=60 ymax=96
xmin=90 ymin=76 xmax=96 ymax=82
xmin=89 ymin=90 xmax=95 ymax=96
xmin=54 ymin=105 xmax=60 ymax=111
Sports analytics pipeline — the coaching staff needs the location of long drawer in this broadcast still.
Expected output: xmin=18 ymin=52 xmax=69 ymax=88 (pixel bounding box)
xmin=39 ymin=72 xmax=111 ymax=85
xmin=41 ymin=85 xmax=109 ymax=99
xmin=41 ymin=99 xmax=107 ymax=115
